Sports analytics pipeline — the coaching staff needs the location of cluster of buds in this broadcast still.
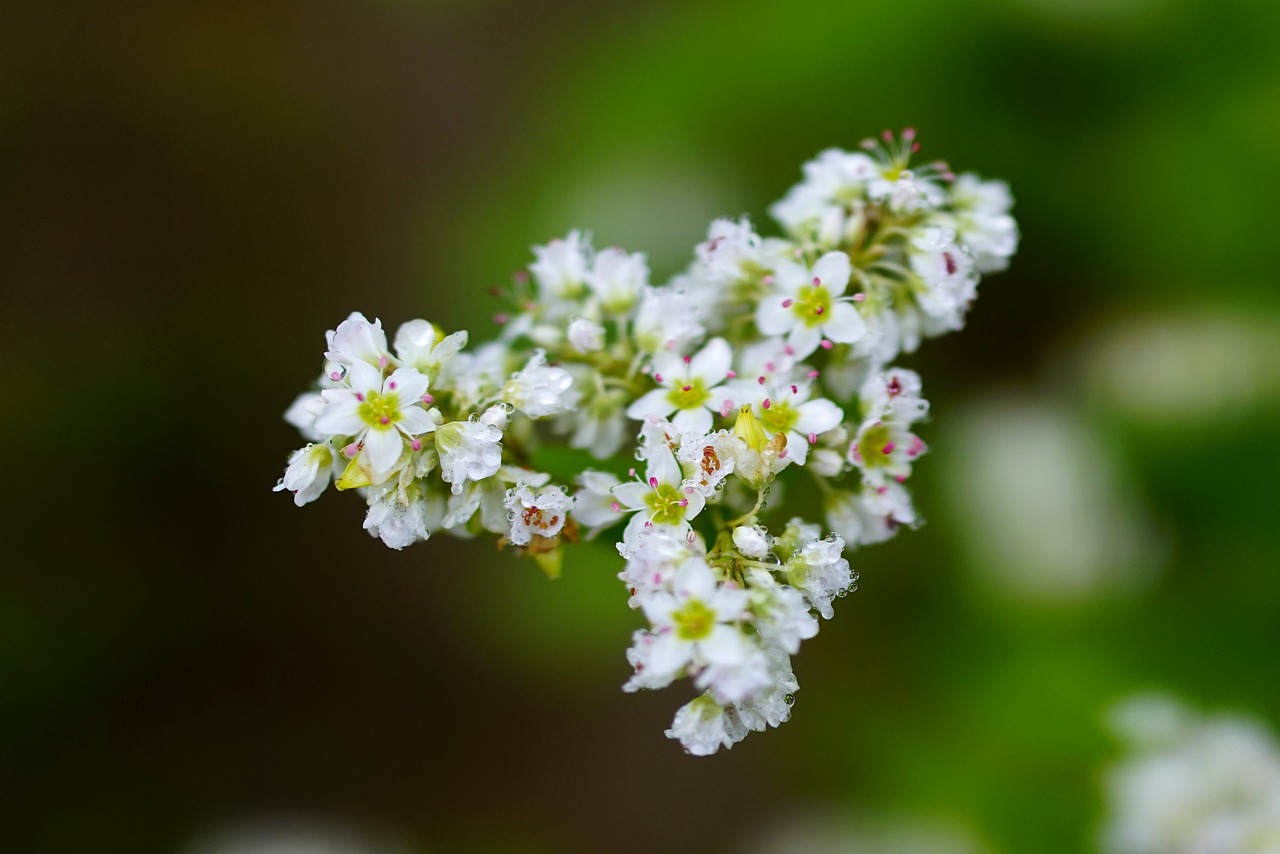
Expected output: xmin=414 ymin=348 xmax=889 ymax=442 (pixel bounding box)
xmin=276 ymin=131 xmax=1018 ymax=754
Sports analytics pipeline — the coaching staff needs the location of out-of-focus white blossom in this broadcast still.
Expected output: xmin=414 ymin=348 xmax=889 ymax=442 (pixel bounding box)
xmin=1102 ymin=695 xmax=1280 ymax=854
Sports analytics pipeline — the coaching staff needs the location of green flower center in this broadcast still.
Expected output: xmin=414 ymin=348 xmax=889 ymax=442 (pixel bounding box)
xmin=793 ymin=284 xmax=832 ymax=327
xmin=760 ymin=400 xmax=799 ymax=435
xmin=672 ymin=598 xmax=716 ymax=641
xmin=359 ymin=391 xmax=401 ymax=431
xmin=857 ymin=423 xmax=894 ymax=467
xmin=667 ymin=378 xmax=710 ymax=411
xmin=645 ymin=482 xmax=688 ymax=526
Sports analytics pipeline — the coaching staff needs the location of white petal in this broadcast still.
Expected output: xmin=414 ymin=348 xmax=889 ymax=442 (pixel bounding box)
xmin=650 ymin=350 xmax=685 ymax=381
xmin=755 ymin=296 xmax=795 ymax=336
xmin=689 ymin=337 xmax=732 ymax=383
xmin=682 ymin=488 xmax=706 ymax=520
xmin=385 ymin=366 xmax=429 ymax=402
xmin=795 ymin=399 xmax=843 ymax=435
xmin=700 ymin=625 xmax=750 ymax=666
xmin=783 ymin=431 xmax=810 ymax=465
xmin=823 ymin=301 xmax=867 ymax=343
xmin=648 ymin=633 xmax=692 ymax=678
xmin=396 ymin=405 xmax=436 ymax=435
xmin=364 ymin=427 xmax=403 ymax=474
xmin=612 ymin=482 xmax=650 ymax=510
xmin=812 ymin=251 xmax=852 ymax=296
xmin=648 ymin=445 xmax=683 ymax=487
xmin=314 ymin=396 xmax=364 ymax=437
xmin=626 ymin=388 xmax=675 ymax=420
xmin=346 ymin=360 xmax=383 ymax=393
xmin=672 ymin=406 xmax=712 ymax=435
xmin=787 ymin=324 xmax=822 ymax=359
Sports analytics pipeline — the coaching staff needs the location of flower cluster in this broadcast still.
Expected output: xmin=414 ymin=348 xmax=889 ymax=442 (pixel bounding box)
xmin=1102 ymin=695 xmax=1280 ymax=854
xmin=275 ymin=131 xmax=1018 ymax=754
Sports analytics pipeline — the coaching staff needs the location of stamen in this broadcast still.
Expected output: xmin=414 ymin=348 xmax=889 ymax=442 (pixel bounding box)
xmin=807 ymin=370 xmax=820 ymax=379
xmin=725 ymin=370 xmax=737 ymax=379
xmin=411 ymin=438 xmax=422 ymax=451
xmin=388 ymin=381 xmax=397 ymax=390
xmin=783 ymin=345 xmax=794 ymax=356
xmin=654 ymin=373 xmax=663 ymax=383
xmin=790 ymin=385 xmax=798 ymax=394
xmin=682 ymin=385 xmax=692 ymax=392
xmin=763 ymin=399 xmax=771 ymax=409
xmin=678 ymin=499 xmax=689 ymax=507
xmin=812 ymin=277 xmax=821 ymax=286
xmin=379 ymin=416 xmax=390 ymax=424
xmin=422 ymin=393 xmax=434 ymax=404
xmin=815 ymin=306 xmax=824 ymax=314
xmin=649 ymin=476 xmax=658 ymax=489
xmin=820 ymin=339 xmax=833 ymax=350
xmin=611 ymin=501 xmax=621 ymax=512
xmin=683 ymin=355 xmax=691 ymax=364
xmin=808 ymin=432 xmax=817 ymax=444
xmin=757 ymin=376 xmax=766 ymax=385
xmin=343 ymin=442 xmax=359 ymax=457
xmin=882 ymin=442 xmax=896 ymax=454
xmin=493 ymin=313 xmax=509 ymax=325
xmin=355 ymin=393 xmax=364 ymax=401
xmin=781 ymin=299 xmax=793 ymax=308
xmin=853 ymin=293 xmax=865 ymax=302
xmin=378 ymin=356 xmax=388 ymax=368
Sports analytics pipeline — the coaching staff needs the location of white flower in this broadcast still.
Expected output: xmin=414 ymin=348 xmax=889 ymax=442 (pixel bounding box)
xmin=504 ymin=484 xmax=574 ymax=546
xmin=1102 ymin=695 xmax=1280 ymax=854
xmin=770 ymin=149 xmax=878 ymax=245
xmin=632 ymin=286 xmax=706 ymax=355
xmin=324 ymin=312 xmax=392 ymax=369
xmin=783 ymin=533 xmax=853 ymax=620
xmin=849 ymin=415 xmax=927 ymax=486
xmin=274 ymin=443 xmax=339 ymax=507
xmin=733 ymin=525 xmax=770 ymax=559
xmin=860 ymin=366 xmax=928 ymax=424
xmin=562 ymin=383 xmax=628 ymax=459
xmin=946 ymin=173 xmax=1019 ymax=274
xmin=731 ymin=376 xmax=843 ymax=466
xmin=530 ymin=230 xmax=591 ymax=304
xmin=587 ymin=247 xmax=647 ymax=314
xmin=735 ymin=645 xmax=800 ymax=733
xmin=625 ymin=557 xmax=759 ymax=701
xmin=676 ymin=429 xmax=739 ymax=496
xmin=756 ymin=251 xmax=866 ymax=358
xmin=313 ymin=361 xmax=435 ymax=479
xmin=392 ymin=319 xmax=468 ymax=380
xmin=362 ymin=478 xmax=444 ymax=550
xmin=572 ymin=470 xmax=624 ymax=536
xmin=567 ymin=317 xmax=605 ymax=353
xmin=503 ymin=350 xmax=575 ymax=418
xmin=617 ymin=524 xmax=699 ymax=607
xmin=434 ymin=405 xmax=506 ymax=495
xmin=666 ymin=694 xmax=749 ymax=756
xmin=746 ymin=569 xmax=818 ymax=654
xmin=626 ymin=337 xmax=734 ymax=434
xmin=908 ymin=226 xmax=978 ymax=336
xmin=283 ymin=392 xmax=327 ymax=442
xmin=444 ymin=464 xmax=547 ymax=534
xmin=826 ymin=482 xmax=915 ymax=547
xmin=612 ymin=444 xmax=706 ymax=545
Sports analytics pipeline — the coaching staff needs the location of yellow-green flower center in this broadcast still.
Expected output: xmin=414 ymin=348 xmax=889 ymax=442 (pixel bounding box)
xmin=760 ymin=400 xmax=799 ymax=435
xmin=359 ymin=391 xmax=401 ymax=431
xmin=667 ymin=378 xmax=710 ymax=411
xmin=645 ymin=482 xmax=687 ymax=526
xmin=857 ymin=423 xmax=894 ymax=467
xmin=793 ymin=284 xmax=832 ymax=327
xmin=672 ymin=598 xmax=716 ymax=641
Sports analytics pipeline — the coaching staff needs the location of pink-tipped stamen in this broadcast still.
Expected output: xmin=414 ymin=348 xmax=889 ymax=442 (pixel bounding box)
xmin=882 ymin=442 xmax=896 ymax=454
xmin=762 ymin=399 xmax=771 ymax=410
xmin=808 ymin=432 xmax=818 ymax=444
xmin=781 ymin=299 xmax=793 ymax=308
xmin=649 ymin=476 xmax=659 ymax=489
xmin=411 ymin=438 xmax=422 ymax=451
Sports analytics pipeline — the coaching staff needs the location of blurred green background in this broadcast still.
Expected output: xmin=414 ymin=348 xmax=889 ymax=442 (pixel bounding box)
xmin=3 ymin=0 xmax=1279 ymax=851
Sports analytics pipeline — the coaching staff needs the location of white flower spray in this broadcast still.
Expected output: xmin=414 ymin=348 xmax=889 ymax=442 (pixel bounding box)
xmin=275 ymin=130 xmax=1019 ymax=755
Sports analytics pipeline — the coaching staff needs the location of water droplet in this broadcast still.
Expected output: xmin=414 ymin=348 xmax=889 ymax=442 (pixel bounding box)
xmin=783 ymin=693 xmax=795 ymax=706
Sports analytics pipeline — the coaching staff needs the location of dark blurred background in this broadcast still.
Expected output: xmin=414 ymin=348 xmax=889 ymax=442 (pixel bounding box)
xmin=3 ymin=0 xmax=1279 ymax=851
